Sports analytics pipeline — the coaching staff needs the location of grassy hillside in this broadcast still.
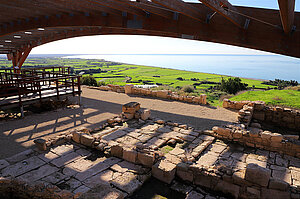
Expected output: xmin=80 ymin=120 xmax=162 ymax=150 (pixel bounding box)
xmin=2 ymin=57 xmax=294 ymax=107
xmin=230 ymin=90 xmax=300 ymax=109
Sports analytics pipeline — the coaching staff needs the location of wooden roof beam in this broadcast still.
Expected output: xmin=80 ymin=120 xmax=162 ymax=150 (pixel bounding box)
xmin=278 ymin=0 xmax=295 ymax=34
xmin=87 ymin=0 xmax=146 ymax=17
xmin=198 ymin=0 xmax=249 ymax=28
xmin=115 ymin=0 xmax=174 ymax=19
xmin=151 ymin=0 xmax=206 ymax=22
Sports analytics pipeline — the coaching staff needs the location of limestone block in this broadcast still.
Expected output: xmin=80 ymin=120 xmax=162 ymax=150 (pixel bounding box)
xmin=81 ymin=183 xmax=124 ymax=199
xmin=152 ymin=160 xmax=176 ymax=184
xmin=111 ymin=145 xmax=123 ymax=158
xmin=2 ymin=156 xmax=45 ymax=177
xmin=223 ymin=99 xmax=230 ymax=108
xmin=284 ymin=135 xmax=299 ymax=140
xmin=214 ymin=180 xmax=240 ymax=199
xmin=271 ymin=133 xmax=283 ymax=143
xmin=194 ymin=172 xmax=219 ymax=189
xmin=213 ymin=127 xmax=231 ymax=137
xmin=34 ymin=138 xmax=47 ymax=151
xmin=193 ymin=97 xmax=201 ymax=104
xmin=176 ymin=163 xmax=193 ymax=182
xmin=178 ymin=96 xmax=184 ymax=101
xmin=232 ymin=170 xmax=251 ymax=186
xmin=245 ymin=163 xmax=271 ymax=187
xmin=111 ymin=172 xmax=142 ymax=195
xmin=122 ymin=102 xmax=140 ymax=113
xmin=151 ymin=90 xmax=158 ymax=97
xmin=232 ymin=130 xmax=243 ymax=139
xmin=137 ymin=152 xmax=155 ymax=167
xmin=123 ymin=148 xmax=137 ymax=163
xmin=200 ymin=94 xmax=207 ymax=105
xmin=246 ymin=187 xmax=261 ymax=199
xmin=269 ymin=178 xmax=289 ymax=191
xmin=146 ymin=90 xmax=152 ymax=96
xmin=261 ymin=188 xmax=291 ymax=199
xmin=185 ymin=97 xmax=193 ymax=103
xmin=17 ymin=164 xmax=59 ymax=182
xmin=140 ymin=109 xmax=151 ymax=120
xmin=72 ymin=131 xmax=81 ymax=143
xmin=261 ymin=131 xmax=272 ymax=140
xmin=81 ymin=134 xmax=94 ymax=147
xmin=123 ymin=112 xmax=135 ymax=120
xmin=235 ymin=102 xmax=245 ymax=110
xmin=156 ymin=90 xmax=168 ymax=99
xmin=248 ymin=127 xmax=261 ymax=137
xmin=254 ymin=101 xmax=266 ymax=111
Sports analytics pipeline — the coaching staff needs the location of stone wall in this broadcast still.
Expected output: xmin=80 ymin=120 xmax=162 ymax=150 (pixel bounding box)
xmin=223 ymin=99 xmax=300 ymax=131
xmin=86 ymin=84 xmax=207 ymax=105
xmin=30 ymin=102 xmax=300 ymax=199
xmin=210 ymin=124 xmax=300 ymax=158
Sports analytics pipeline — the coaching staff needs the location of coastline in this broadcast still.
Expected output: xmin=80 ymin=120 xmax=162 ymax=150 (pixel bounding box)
xmin=63 ymin=55 xmax=269 ymax=82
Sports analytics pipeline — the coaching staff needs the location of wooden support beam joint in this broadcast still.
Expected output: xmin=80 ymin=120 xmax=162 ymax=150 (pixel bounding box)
xmin=199 ymin=0 xmax=249 ymax=29
xmin=278 ymin=0 xmax=296 ymax=34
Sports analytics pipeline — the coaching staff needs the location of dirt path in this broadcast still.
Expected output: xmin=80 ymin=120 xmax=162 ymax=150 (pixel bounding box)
xmin=0 ymin=87 xmax=237 ymax=158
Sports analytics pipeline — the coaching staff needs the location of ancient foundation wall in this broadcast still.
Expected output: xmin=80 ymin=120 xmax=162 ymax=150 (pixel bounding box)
xmin=29 ymin=103 xmax=300 ymax=199
xmin=86 ymin=84 xmax=207 ymax=105
xmin=223 ymin=99 xmax=300 ymax=131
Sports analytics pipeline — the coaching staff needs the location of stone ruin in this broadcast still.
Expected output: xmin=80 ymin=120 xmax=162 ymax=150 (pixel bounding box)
xmin=223 ymin=99 xmax=300 ymax=131
xmin=86 ymin=84 xmax=207 ymax=105
xmin=0 ymin=102 xmax=300 ymax=199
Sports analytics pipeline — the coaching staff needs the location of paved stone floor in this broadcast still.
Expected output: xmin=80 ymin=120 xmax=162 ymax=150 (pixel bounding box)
xmin=0 ymin=143 xmax=229 ymax=199
xmin=0 ymin=87 xmax=237 ymax=159
xmin=1 ymin=116 xmax=300 ymax=198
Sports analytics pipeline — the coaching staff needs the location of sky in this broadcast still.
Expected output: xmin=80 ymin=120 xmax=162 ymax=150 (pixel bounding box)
xmin=32 ymin=1 xmax=300 ymax=55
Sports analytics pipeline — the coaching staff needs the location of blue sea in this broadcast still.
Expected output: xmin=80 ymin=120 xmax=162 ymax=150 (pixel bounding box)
xmin=64 ymin=54 xmax=300 ymax=82
xmin=68 ymin=54 xmax=297 ymax=82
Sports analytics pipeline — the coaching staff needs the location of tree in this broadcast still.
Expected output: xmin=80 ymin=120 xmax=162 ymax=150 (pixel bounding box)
xmin=219 ymin=77 xmax=248 ymax=94
xmin=81 ymin=75 xmax=97 ymax=86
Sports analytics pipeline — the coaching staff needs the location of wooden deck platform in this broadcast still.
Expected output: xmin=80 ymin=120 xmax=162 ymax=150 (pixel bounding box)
xmin=0 ymin=66 xmax=81 ymax=114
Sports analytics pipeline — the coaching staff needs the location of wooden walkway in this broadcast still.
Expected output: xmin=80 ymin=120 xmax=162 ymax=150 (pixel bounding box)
xmin=0 ymin=66 xmax=81 ymax=112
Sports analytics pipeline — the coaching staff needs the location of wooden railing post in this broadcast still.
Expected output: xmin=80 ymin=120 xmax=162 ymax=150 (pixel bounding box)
xmin=72 ymin=77 xmax=75 ymax=96
xmin=77 ymin=76 xmax=81 ymax=105
xmin=56 ymin=79 xmax=59 ymax=100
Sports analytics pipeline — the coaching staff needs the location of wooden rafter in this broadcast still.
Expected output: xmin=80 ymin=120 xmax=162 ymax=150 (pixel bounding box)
xmin=0 ymin=1 xmax=299 ymax=58
xmin=115 ymin=0 xmax=174 ymax=19
xmin=278 ymin=0 xmax=295 ymax=34
xmin=198 ymin=0 xmax=249 ymax=28
xmin=151 ymin=0 xmax=206 ymax=22
xmin=87 ymin=0 xmax=146 ymax=16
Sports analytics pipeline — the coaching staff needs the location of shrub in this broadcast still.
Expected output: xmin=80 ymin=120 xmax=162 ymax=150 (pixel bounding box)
xmin=219 ymin=77 xmax=248 ymax=94
xmin=182 ymin=85 xmax=195 ymax=93
xmin=97 ymin=81 xmax=107 ymax=86
xmin=81 ymin=75 xmax=97 ymax=86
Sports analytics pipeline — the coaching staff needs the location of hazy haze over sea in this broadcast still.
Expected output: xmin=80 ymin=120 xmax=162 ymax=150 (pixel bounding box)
xmin=64 ymin=54 xmax=300 ymax=82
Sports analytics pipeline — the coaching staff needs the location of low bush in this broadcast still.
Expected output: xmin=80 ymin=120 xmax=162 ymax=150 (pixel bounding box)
xmin=182 ymin=85 xmax=195 ymax=93
xmin=81 ymin=75 xmax=97 ymax=86
xmin=219 ymin=77 xmax=248 ymax=94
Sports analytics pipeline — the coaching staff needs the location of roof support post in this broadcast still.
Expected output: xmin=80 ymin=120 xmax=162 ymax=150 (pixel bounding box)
xmin=11 ymin=46 xmax=32 ymax=73
xmin=278 ymin=0 xmax=295 ymax=34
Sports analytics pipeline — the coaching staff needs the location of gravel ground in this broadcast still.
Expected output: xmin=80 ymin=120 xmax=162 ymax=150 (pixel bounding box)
xmin=0 ymin=87 xmax=237 ymax=158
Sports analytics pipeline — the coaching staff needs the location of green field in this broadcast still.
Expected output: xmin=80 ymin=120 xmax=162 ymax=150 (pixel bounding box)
xmin=230 ymin=90 xmax=300 ymax=109
xmin=1 ymin=56 xmax=298 ymax=108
